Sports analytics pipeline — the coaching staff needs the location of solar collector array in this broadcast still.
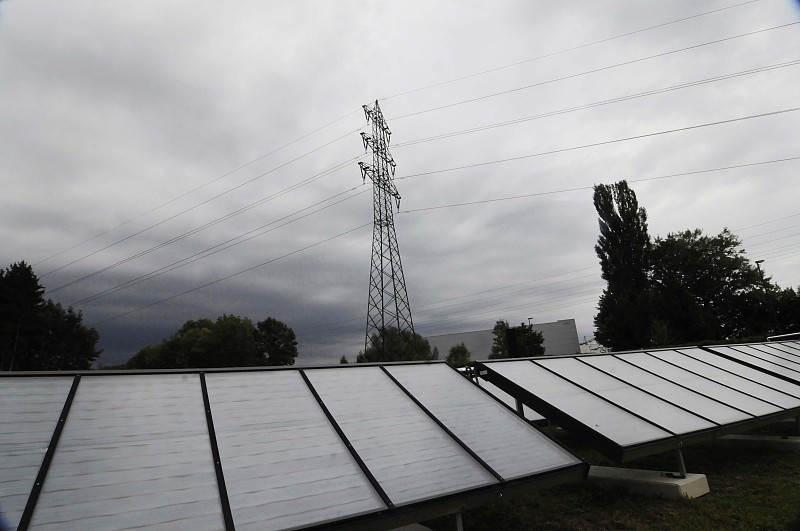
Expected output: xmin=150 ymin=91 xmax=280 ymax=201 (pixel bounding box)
xmin=1 ymin=362 xmax=585 ymax=530
xmin=706 ymin=343 xmax=800 ymax=385
xmin=476 ymin=343 xmax=800 ymax=461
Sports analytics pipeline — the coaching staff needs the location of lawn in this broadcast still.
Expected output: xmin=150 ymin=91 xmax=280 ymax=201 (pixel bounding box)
xmin=424 ymin=423 xmax=800 ymax=530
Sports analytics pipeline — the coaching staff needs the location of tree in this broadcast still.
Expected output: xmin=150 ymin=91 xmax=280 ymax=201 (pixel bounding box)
xmin=775 ymin=287 xmax=800 ymax=335
xmin=0 ymin=262 xmax=100 ymax=371
xmin=446 ymin=342 xmax=471 ymax=368
xmin=489 ymin=320 xmax=510 ymax=359
xmin=0 ymin=261 xmax=45 ymax=370
xmin=356 ymin=327 xmax=435 ymax=363
xmin=339 ymin=355 xmax=349 ymax=364
xmin=590 ymin=181 xmax=792 ymax=347
xmin=489 ymin=320 xmax=545 ymax=358
xmin=649 ymin=228 xmax=766 ymax=343
xmin=593 ymin=181 xmax=653 ymax=351
xmin=256 ymin=317 xmax=298 ymax=366
xmin=126 ymin=314 xmax=298 ymax=369
xmin=31 ymin=301 xmax=101 ymax=370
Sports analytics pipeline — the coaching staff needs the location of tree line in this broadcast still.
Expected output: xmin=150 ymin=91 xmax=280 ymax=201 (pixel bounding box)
xmin=125 ymin=315 xmax=297 ymax=369
xmin=593 ymin=181 xmax=799 ymax=351
xmin=0 ymin=261 xmax=299 ymax=371
xmin=0 ymin=262 xmax=100 ymax=371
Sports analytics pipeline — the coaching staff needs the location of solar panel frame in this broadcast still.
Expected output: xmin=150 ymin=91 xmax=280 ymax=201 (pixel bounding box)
xmin=474 ymin=378 xmax=545 ymax=422
xmin=476 ymin=345 xmax=800 ymax=462
xmin=475 ymin=358 xmax=670 ymax=461
xmin=705 ymin=344 xmax=800 ymax=385
xmin=760 ymin=343 xmax=800 ymax=360
xmin=28 ymin=374 xmax=226 ymax=531
xmin=2 ymin=361 xmax=587 ymax=531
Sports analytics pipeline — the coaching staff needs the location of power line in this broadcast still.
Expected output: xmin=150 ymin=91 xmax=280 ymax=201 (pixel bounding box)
xmin=293 ymin=265 xmax=599 ymax=336
xmin=745 ymin=231 xmax=800 ymax=248
xmin=388 ymin=22 xmax=799 ymax=121
xmin=88 ymin=222 xmax=372 ymax=326
xmin=381 ymin=0 xmax=764 ymax=101
xmin=398 ymin=156 xmax=800 ymax=216
xmin=416 ymin=266 xmax=598 ymax=310
xmin=416 ymin=285 xmax=604 ymax=332
xmin=392 ymin=60 xmax=800 ymax=149
xmin=34 ymin=109 xmax=363 ymax=267
xmin=736 ymin=212 xmax=800 ymax=232
xmin=49 ymin=153 xmax=367 ymax=293
xmin=741 ymin=223 xmax=800 ymax=241
xmin=71 ymin=187 xmax=370 ymax=306
xmin=417 ymin=274 xmax=599 ymax=315
xmin=42 ymin=126 xmax=365 ymax=279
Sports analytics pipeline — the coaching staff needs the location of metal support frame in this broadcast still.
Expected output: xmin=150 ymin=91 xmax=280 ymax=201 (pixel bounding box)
xmin=515 ymin=398 xmax=524 ymax=418
xmin=666 ymin=446 xmax=688 ymax=479
xmin=199 ymin=373 xmax=235 ymax=530
xmin=359 ymin=100 xmax=414 ymax=359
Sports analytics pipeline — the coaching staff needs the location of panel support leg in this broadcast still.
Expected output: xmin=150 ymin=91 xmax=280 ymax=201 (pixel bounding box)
xmin=455 ymin=511 xmax=464 ymax=531
xmin=675 ymin=447 xmax=687 ymax=479
xmin=515 ymin=398 xmax=524 ymax=417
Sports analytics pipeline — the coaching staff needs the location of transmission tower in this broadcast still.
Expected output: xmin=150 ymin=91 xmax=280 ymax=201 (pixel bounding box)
xmin=359 ymin=100 xmax=415 ymax=357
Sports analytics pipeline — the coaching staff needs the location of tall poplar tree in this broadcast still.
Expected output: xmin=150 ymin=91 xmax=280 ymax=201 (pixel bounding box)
xmin=593 ymin=181 xmax=652 ymax=351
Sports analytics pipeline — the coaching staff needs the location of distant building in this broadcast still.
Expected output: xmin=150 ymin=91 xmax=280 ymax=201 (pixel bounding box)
xmin=579 ymin=337 xmax=608 ymax=354
xmin=427 ymin=319 xmax=581 ymax=359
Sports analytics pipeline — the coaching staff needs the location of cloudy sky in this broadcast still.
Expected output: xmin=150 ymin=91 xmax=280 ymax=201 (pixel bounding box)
xmin=1 ymin=0 xmax=799 ymax=366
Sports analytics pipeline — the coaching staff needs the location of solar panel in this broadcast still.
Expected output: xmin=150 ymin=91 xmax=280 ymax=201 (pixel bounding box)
xmin=0 ymin=377 xmax=74 ymax=529
xmin=304 ymin=366 xmax=498 ymax=505
xmin=476 ymin=346 xmax=800 ymax=461
xmin=385 ymin=364 xmax=572 ymax=479
xmin=471 ymin=377 xmax=545 ymax=422
xmin=707 ymin=343 xmax=800 ymax=384
xmin=2 ymin=362 xmax=585 ymax=530
xmin=205 ymin=371 xmax=384 ymax=530
xmin=30 ymin=374 xmax=224 ymax=530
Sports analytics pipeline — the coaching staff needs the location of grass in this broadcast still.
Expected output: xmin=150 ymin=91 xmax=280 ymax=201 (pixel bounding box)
xmin=423 ymin=422 xmax=800 ymax=530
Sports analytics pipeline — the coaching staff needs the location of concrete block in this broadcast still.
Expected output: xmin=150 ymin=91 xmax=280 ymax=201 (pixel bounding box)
xmin=587 ymin=466 xmax=709 ymax=499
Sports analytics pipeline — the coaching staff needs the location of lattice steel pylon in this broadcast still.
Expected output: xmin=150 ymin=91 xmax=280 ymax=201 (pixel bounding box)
xmin=359 ymin=100 xmax=415 ymax=358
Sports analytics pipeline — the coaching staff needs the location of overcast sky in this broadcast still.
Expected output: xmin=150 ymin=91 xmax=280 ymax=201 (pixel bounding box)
xmin=1 ymin=0 xmax=799 ymax=366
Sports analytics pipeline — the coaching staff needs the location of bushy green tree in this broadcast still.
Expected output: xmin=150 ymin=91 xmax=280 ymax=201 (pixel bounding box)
xmin=489 ymin=320 xmax=510 ymax=358
xmin=489 ymin=320 xmax=545 ymax=358
xmin=126 ymin=314 xmax=297 ymax=368
xmin=356 ymin=327 xmax=435 ymax=363
xmin=446 ymin=342 xmax=471 ymax=367
xmin=650 ymin=229 xmax=765 ymax=343
xmin=256 ymin=317 xmax=298 ymax=366
xmin=0 ymin=262 xmax=100 ymax=370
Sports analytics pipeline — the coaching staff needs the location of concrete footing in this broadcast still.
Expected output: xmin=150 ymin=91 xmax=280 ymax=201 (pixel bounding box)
xmin=587 ymin=466 xmax=710 ymax=499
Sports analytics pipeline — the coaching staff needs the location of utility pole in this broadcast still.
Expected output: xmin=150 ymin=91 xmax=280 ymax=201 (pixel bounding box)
xmin=359 ymin=101 xmax=415 ymax=359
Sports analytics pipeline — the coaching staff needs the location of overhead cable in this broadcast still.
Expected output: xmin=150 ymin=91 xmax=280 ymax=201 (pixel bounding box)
xmin=42 ymin=126 xmax=365 ymax=278
xmin=381 ymin=0 xmax=763 ymax=100
xmin=389 ymin=21 xmax=799 ymax=120
xmin=392 ymin=60 xmax=800 ymax=148
xmin=88 ymin=222 xmax=372 ymax=326
xmin=71 ymin=186 xmax=369 ymax=306
xmin=35 ymin=110 xmax=363 ymax=267
xmin=48 ymin=153 xmax=367 ymax=293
